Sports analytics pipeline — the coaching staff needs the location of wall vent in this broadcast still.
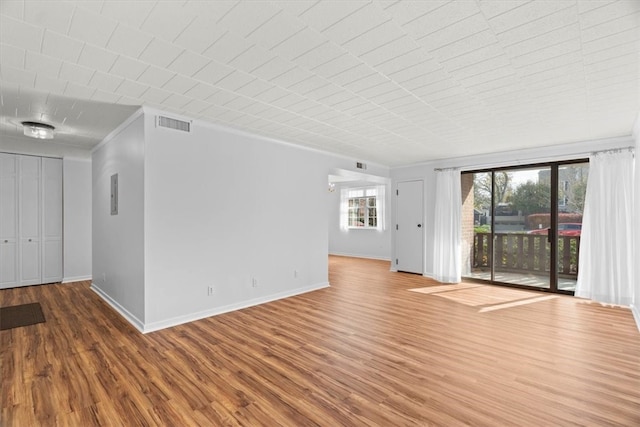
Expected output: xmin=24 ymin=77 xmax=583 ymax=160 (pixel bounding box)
xmin=157 ymin=116 xmax=191 ymax=132
xmin=356 ymin=162 xmax=367 ymax=170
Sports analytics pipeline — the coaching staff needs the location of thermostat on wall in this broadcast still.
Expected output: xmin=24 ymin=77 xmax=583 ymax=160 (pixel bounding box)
xmin=111 ymin=173 xmax=118 ymax=215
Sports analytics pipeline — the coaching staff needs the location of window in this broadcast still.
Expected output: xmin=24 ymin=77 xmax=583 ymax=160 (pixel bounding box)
xmin=340 ymin=186 xmax=385 ymax=230
xmin=348 ymin=192 xmax=377 ymax=227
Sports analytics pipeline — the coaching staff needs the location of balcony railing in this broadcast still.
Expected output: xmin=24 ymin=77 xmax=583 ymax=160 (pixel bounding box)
xmin=473 ymin=232 xmax=580 ymax=277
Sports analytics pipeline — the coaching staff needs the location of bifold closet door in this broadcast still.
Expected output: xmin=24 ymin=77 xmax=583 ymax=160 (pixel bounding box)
xmin=0 ymin=154 xmax=62 ymax=289
xmin=42 ymin=157 xmax=63 ymax=283
xmin=19 ymin=156 xmax=42 ymax=286
xmin=0 ymin=154 xmax=18 ymax=287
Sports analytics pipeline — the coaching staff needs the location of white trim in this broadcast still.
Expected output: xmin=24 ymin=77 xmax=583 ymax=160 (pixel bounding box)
xmin=0 ymin=150 xmax=63 ymax=159
xmin=141 ymin=106 xmax=390 ymax=171
xmin=329 ymin=252 xmax=390 ymax=261
xmin=62 ymin=275 xmax=92 ymax=283
xmin=91 ymin=283 xmax=145 ymax=333
xmin=393 ymin=136 xmax=633 ymax=170
xmin=91 ymin=107 xmax=145 ymax=154
xmin=93 ymin=281 xmax=331 ymax=334
xmin=631 ymin=304 xmax=640 ymax=333
xmin=141 ymin=282 xmax=330 ymax=333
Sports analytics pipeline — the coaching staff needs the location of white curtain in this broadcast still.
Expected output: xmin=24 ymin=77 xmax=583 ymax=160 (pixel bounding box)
xmin=375 ymin=184 xmax=386 ymax=231
xmin=339 ymin=187 xmax=349 ymax=230
xmin=433 ymin=169 xmax=462 ymax=283
xmin=575 ymin=149 xmax=635 ymax=306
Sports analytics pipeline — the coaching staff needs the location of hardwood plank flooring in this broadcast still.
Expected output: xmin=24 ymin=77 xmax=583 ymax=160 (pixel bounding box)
xmin=2 ymin=256 xmax=639 ymax=426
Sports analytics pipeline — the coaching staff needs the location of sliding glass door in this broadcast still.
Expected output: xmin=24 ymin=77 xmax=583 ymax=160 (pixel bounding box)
xmin=463 ymin=161 xmax=588 ymax=294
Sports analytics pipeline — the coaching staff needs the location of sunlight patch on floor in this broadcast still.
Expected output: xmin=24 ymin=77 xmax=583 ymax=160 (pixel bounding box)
xmin=408 ymin=283 xmax=483 ymax=294
xmin=410 ymin=283 xmax=559 ymax=311
xmin=478 ymin=295 xmax=559 ymax=312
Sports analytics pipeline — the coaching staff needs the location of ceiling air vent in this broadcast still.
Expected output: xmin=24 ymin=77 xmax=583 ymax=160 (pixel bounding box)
xmin=157 ymin=116 xmax=191 ymax=132
xmin=356 ymin=162 xmax=367 ymax=170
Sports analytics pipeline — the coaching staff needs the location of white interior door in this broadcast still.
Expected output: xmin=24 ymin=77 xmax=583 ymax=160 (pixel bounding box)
xmin=396 ymin=180 xmax=424 ymax=274
xmin=0 ymin=154 xmax=18 ymax=288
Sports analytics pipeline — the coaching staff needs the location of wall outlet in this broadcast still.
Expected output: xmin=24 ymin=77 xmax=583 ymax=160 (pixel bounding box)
xmin=207 ymin=286 xmax=214 ymax=296
xmin=294 ymin=270 xmax=298 ymax=278
xmin=252 ymin=277 xmax=258 ymax=287
xmin=103 ymin=272 xmax=107 ymax=283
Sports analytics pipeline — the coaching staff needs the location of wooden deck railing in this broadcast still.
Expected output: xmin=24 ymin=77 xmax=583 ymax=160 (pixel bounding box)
xmin=473 ymin=232 xmax=580 ymax=277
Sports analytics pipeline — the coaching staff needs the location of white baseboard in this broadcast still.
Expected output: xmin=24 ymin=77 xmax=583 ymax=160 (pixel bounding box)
xmin=93 ymin=281 xmax=329 ymax=334
xmin=90 ymin=283 xmax=146 ymax=333
xmin=329 ymin=252 xmax=390 ymax=261
xmin=141 ymin=281 xmax=330 ymax=333
xmin=631 ymin=304 xmax=640 ymax=333
xmin=63 ymin=275 xmax=92 ymax=283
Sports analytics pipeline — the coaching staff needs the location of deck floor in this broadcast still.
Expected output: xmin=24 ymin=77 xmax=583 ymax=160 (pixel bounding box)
xmin=465 ymin=270 xmax=576 ymax=291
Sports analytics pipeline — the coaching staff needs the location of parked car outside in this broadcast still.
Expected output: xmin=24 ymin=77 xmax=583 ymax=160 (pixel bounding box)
xmin=528 ymin=223 xmax=582 ymax=236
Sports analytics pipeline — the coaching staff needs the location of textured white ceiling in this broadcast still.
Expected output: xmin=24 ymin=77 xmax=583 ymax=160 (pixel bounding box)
xmin=1 ymin=0 xmax=638 ymax=166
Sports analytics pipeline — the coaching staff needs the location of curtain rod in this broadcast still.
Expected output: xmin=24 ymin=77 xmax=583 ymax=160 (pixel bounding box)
xmin=433 ymin=146 xmax=635 ymax=172
xmin=591 ymin=146 xmax=635 ymax=155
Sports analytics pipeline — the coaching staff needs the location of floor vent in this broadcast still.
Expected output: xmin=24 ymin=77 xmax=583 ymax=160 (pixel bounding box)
xmin=157 ymin=116 xmax=191 ymax=132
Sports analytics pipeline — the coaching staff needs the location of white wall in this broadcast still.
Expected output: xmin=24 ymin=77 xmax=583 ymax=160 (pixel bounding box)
xmin=143 ymin=109 xmax=333 ymax=329
xmin=62 ymin=158 xmax=92 ymax=282
xmin=91 ymin=113 xmax=145 ymax=326
xmin=88 ymin=107 xmax=390 ymax=332
xmin=328 ymin=182 xmax=391 ymax=260
xmin=391 ymin=137 xmax=635 ymax=278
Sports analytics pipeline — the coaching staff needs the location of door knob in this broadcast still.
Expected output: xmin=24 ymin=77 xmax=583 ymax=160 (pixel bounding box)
xmin=417 ymin=224 xmax=422 ymax=228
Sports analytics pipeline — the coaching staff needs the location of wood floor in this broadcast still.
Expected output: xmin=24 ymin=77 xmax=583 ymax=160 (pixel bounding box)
xmin=2 ymin=256 xmax=639 ymax=426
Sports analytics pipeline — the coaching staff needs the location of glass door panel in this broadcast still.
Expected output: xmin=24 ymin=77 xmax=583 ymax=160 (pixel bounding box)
xmin=465 ymin=172 xmax=492 ymax=282
xmin=493 ymin=167 xmax=551 ymax=289
xmin=556 ymin=163 xmax=589 ymax=292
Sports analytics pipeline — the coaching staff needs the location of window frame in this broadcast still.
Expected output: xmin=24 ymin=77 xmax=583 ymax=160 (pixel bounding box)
xmin=344 ymin=186 xmax=380 ymax=230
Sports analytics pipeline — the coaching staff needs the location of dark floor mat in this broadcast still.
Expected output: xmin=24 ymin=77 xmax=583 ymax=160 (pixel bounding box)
xmin=0 ymin=302 xmax=46 ymax=330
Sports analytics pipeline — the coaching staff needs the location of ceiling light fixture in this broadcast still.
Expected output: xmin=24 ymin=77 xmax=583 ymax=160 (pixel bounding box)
xmin=21 ymin=121 xmax=55 ymax=139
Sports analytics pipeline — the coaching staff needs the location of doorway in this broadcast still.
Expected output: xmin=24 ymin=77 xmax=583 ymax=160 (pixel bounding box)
xmin=395 ymin=180 xmax=423 ymax=274
xmin=463 ymin=161 xmax=588 ymax=294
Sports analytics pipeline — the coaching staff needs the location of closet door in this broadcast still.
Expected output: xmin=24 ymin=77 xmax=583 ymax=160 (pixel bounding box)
xmin=42 ymin=157 xmax=63 ymax=283
xmin=19 ymin=156 xmax=42 ymax=286
xmin=0 ymin=154 xmax=18 ymax=288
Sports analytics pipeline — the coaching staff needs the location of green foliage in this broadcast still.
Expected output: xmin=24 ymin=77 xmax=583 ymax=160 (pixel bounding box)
xmin=569 ymin=180 xmax=587 ymax=212
xmin=474 ymin=224 xmax=491 ymax=233
xmin=509 ymin=180 xmax=550 ymax=216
